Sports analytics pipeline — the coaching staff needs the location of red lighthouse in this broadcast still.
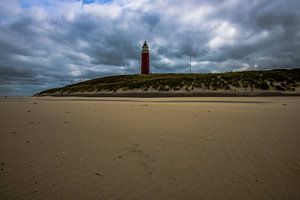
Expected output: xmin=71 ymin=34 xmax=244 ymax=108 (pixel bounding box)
xmin=141 ymin=41 xmax=150 ymax=75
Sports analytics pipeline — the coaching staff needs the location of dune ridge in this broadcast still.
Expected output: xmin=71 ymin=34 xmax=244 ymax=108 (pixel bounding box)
xmin=36 ymin=68 xmax=300 ymax=97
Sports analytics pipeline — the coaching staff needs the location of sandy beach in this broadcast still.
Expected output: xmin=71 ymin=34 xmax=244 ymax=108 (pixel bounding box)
xmin=0 ymin=96 xmax=299 ymax=200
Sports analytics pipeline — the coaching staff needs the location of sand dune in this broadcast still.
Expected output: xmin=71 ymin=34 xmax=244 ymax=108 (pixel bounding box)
xmin=0 ymin=97 xmax=299 ymax=199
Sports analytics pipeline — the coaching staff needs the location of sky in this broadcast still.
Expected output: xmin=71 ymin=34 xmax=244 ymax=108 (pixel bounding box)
xmin=0 ymin=0 xmax=300 ymax=96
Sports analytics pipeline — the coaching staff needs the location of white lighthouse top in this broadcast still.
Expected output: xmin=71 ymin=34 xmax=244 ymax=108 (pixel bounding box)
xmin=142 ymin=40 xmax=149 ymax=52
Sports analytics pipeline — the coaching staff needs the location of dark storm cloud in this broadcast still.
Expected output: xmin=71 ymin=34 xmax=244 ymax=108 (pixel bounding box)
xmin=0 ymin=0 xmax=300 ymax=95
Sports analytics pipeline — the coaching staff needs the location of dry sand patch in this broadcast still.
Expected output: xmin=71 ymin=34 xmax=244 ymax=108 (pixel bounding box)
xmin=0 ymin=97 xmax=299 ymax=199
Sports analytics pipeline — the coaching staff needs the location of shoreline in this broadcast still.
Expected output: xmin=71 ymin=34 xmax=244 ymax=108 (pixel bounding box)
xmin=36 ymin=91 xmax=300 ymax=98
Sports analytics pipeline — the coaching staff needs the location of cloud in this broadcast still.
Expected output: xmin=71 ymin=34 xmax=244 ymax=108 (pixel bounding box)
xmin=0 ymin=0 xmax=300 ymax=95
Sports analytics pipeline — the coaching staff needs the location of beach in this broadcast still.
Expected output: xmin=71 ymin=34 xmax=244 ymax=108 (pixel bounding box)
xmin=0 ymin=96 xmax=299 ymax=199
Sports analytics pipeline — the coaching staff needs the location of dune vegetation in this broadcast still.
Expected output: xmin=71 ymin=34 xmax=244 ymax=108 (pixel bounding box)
xmin=36 ymin=68 xmax=300 ymax=96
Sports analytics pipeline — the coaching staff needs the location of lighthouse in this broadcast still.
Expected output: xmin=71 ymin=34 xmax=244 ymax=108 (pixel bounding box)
xmin=141 ymin=41 xmax=150 ymax=75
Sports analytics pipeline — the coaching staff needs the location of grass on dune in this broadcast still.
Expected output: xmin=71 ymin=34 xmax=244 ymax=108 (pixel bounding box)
xmin=37 ymin=68 xmax=300 ymax=95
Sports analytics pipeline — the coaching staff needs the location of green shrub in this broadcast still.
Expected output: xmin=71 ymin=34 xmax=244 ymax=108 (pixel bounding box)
xmin=275 ymin=85 xmax=285 ymax=91
xmin=259 ymin=82 xmax=269 ymax=90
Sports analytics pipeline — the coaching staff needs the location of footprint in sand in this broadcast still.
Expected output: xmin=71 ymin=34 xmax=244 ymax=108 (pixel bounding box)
xmin=9 ymin=131 xmax=17 ymax=135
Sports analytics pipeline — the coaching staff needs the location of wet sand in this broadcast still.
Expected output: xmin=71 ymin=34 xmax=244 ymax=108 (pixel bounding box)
xmin=0 ymin=97 xmax=299 ymax=199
